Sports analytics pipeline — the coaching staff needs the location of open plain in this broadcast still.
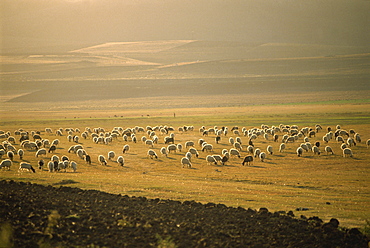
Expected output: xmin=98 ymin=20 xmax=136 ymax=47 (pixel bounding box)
xmin=1 ymin=40 xmax=370 ymax=246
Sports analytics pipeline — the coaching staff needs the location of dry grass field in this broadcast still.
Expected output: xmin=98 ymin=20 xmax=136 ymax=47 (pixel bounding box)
xmin=1 ymin=40 xmax=369 ymax=232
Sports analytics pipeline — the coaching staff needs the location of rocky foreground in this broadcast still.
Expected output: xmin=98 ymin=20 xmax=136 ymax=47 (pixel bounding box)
xmin=0 ymin=180 xmax=368 ymax=247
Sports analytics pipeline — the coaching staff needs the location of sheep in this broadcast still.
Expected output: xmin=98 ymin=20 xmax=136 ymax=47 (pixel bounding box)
xmin=188 ymin=148 xmax=199 ymax=158
xmin=325 ymin=146 xmax=334 ymax=155
xmin=164 ymin=137 xmax=174 ymax=144
xmin=229 ymin=137 xmax=235 ymax=145
xmin=0 ymin=149 xmax=5 ymax=159
xmin=229 ymin=148 xmax=241 ymax=158
xmin=147 ymin=149 xmax=158 ymax=159
xmin=312 ymin=146 xmax=321 ymax=155
xmin=198 ymin=138 xmax=205 ymax=147
xmin=221 ymin=154 xmax=229 ymax=165
xmin=215 ymin=136 xmax=221 ymax=144
xmin=98 ymin=155 xmax=108 ymax=165
xmin=342 ymin=148 xmax=353 ymax=158
xmin=122 ymin=144 xmax=130 ymax=154
xmin=76 ymin=149 xmax=86 ymax=159
xmin=48 ymin=145 xmax=57 ymax=153
xmin=0 ymin=159 xmax=12 ymax=170
xmin=167 ymin=144 xmax=177 ymax=153
xmin=241 ymin=156 xmax=253 ymax=166
xmin=84 ymin=154 xmax=91 ymax=164
xmin=300 ymin=143 xmax=309 ymax=152
xmin=160 ymin=147 xmax=168 ymax=157
xmin=145 ymin=139 xmax=154 ymax=148
xmin=117 ymin=156 xmax=124 ymax=166
xmin=7 ymin=151 xmax=14 ymax=161
xmin=254 ymin=148 xmax=261 ymax=158
xmin=70 ymin=161 xmax=77 ymax=172
xmin=296 ymin=147 xmax=303 ymax=157
xmin=347 ymin=137 xmax=356 ymax=147
xmin=340 ymin=143 xmax=347 ymax=150
xmin=246 ymin=145 xmax=254 ymax=154
xmin=279 ymin=143 xmax=286 ymax=153
xmin=108 ymin=151 xmax=116 ymax=160
xmin=185 ymin=141 xmax=195 ymax=148
xmin=266 ymin=145 xmax=273 ymax=155
xmin=18 ymin=149 xmax=24 ymax=160
xmin=181 ymin=157 xmax=192 ymax=168
xmin=206 ymin=155 xmax=217 ymax=165
xmin=212 ymin=155 xmax=223 ymax=165
xmin=35 ymin=148 xmax=47 ymax=157
xmin=233 ymin=141 xmax=243 ymax=151
xmin=177 ymin=143 xmax=183 ymax=152
xmin=259 ymin=152 xmax=266 ymax=162
xmin=367 ymin=139 xmax=370 ymax=149
xmin=354 ymin=133 xmax=361 ymax=143
xmin=202 ymin=144 xmax=213 ymax=152
xmin=19 ymin=162 xmax=36 ymax=173
xmin=336 ymin=136 xmax=345 ymax=143
xmin=185 ymin=151 xmax=192 ymax=161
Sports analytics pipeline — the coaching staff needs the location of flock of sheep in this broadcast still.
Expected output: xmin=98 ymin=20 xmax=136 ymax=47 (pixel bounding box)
xmin=0 ymin=123 xmax=369 ymax=173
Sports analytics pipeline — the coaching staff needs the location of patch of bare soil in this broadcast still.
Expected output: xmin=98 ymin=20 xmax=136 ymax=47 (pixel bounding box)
xmin=0 ymin=180 xmax=368 ymax=247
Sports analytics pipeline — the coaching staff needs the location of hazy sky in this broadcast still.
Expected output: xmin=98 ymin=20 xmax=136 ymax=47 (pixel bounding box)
xmin=1 ymin=0 xmax=369 ymax=52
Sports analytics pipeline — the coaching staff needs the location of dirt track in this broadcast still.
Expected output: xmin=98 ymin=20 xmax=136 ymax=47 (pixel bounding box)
xmin=0 ymin=180 xmax=368 ymax=247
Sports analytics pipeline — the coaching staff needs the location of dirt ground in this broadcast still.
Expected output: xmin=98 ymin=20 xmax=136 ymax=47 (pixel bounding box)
xmin=0 ymin=180 xmax=368 ymax=248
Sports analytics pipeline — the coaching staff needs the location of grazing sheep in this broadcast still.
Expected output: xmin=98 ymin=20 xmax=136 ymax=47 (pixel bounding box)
xmin=177 ymin=143 xmax=183 ymax=152
xmin=202 ymin=144 xmax=213 ymax=152
xmin=185 ymin=151 xmax=192 ymax=161
xmin=18 ymin=149 xmax=24 ymax=159
xmin=0 ymin=149 xmax=5 ymax=159
xmin=108 ymin=151 xmax=116 ymax=160
xmin=164 ymin=137 xmax=174 ymax=144
xmin=76 ymin=149 xmax=86 ymax=159
xmin=160 ymin=147 xmax=168 ymax=157
xmin=48 ymin=161 xmax=54 ymax=172
xmin=117 ymin=156 xmax=124 ymax=166
xmin=279 ymin=143 xmax=286 ymax=153
xmin=215 ymin=136 xmax=221 ymax=144
xmin=354 ymin=133 xmax=361 ymax=143
xmin=336 ymin=136 xmax=345 ymax=143
xmin=122 ymin=144 xmax=130 ymax=154
xmin=181 ymin=157 xmax=192 ymax=168
xmin=147 ymin=149 xmax=158 ymax=159
xmin=70 ymin=161 xmax=77 ymax=172
xmin=296 ymin=147 xmax=303 ymax=157
xmin=229 ymin=137 xmax=235 ymax=145
xmin=198 ymin=138 xmax=205 ymax=147
xmin=246 ymin=145 xmax=254 ymax=154
xmin=0 ymin=159 xmax=12 ymax=170
xmin=300 ymin=143 xmax=309 ymax=152
xmin=145 ymin=139 xmax=154 ymax=148
xmin=7 ymin=151 xmax=14 ymax=161
xmin=35 ymin=148 xmax=47 ymax=157
xmin=347 ymin=137 xmax=356 ymax=147
xmin=48 ymin=145 xmax=57 ymax=153
xmin=366 ymin=139 xmax=370 ymax=149
xmin=19 ymin=162 xmax=36 ymax=173
xmin=340 ymin=143 xmax=347 ymax=150
xmin=254 ymin=148 xmax=261 ymax=158
xmin=84 ymin=154 xmax=91 ymax=164
xmin=312 ymin=146 xmax=321 ymax=155
xmin=233 ymin=142 xmax=243 ymax=151
xmin=167 ymin=144 xmax=177 ymax=153
xmin=325 ymin=146 xmax=334 ymax=155
xmin=342 ymin=148 xmax=353 ymax=158
xmin=221 ymin=155 xmax=229 ymax=165
xmin=266 ymin=145 xmax=273 ymax=155
xmin=212 ymin=155 xmax=223 ymax=165
xmin=98 ymin=155 xmax=108 ymax=165
xmin=206 ymin=155 xmax=217 ymax=165
xmin=259 ymin=152 xmax=266 ymax=162
xmin=185 ymin=141 xmax=195 ymax=148
xmin=241 ymin=156 xmax=253 ymax=166
xmin=229 ymin=148 xmax=241 ymax=158
xmin=188 ymin=148 xmax=199 ymax=158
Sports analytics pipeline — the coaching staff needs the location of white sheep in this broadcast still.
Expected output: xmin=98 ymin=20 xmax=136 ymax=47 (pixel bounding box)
xmin=108 ymin=151 xmax=116 ymax=160
xmin=342 ymin=148 xmax=353 ymax=157
xmin=366 ymin=139 xmax=370 ymax=149
xmin=279 ymin=143 xmax=286 ymax=153
xmin=48 ymin=161 xmax=54 ymax=172
xmin=145 ymin=139 xmax=154 ymax=148
xmin=160 ymin=147 xmax=168 ymax=157
xmin=117 ymin=156 xmax=124 ymax=166
xmin=35 ymin=148 xmax=47 ymax=157
xmin=300 ymin=143 xmax=309 ymax=152
xmin=259 ymin=152 xmax=266 ymax=162
xmin=122 ymin=144 xmax=130 ymax=154
xmin=206 ymin=155 xmax=217 ymax=165
xmin=167 ymin=144 xmax=177 ymax=153
xmin=181 ymin=157 xmax=192 ymax=168
xmin=229 ymin=148 xmax=241 ymax=158
xmin=202 ymin=144 xmax=213 ymax=152
xmin=254 ymin=148 xmax=261 ymax=158
xmin=233 ymin=142 xmax=242 ymax=151
xmin=266 ymin=145 xmax=273 ymax=155
xmin=19 ymin=162 xmax=36 ymax=173
xmin=98 ymin=155 xmax=108 ymax=165
xmin=147 ymin=149 xmax=158 ymax=159
xmin=0 ymin=159 xmax=12 ymax=170
xmin=177 ymin=143 xmax=183 ymax=152
xmin=212 ymin=155 xmax=223 ymax=165
xmin=185 ymin=151 xmax=192 ymax=161
xmin=325 ymin=146 xmax=334 ymax=155
xmin=246 ymin=145 xmax=254 ymax=154
xmin=18 ymin=149 xmax=24 ymax=160
xmin=312 ymin=146 xmax=321 ymax=155
xmin=188 ymin=148 xmax=199 ymax=158
xmin=296 ymin=147 xmax=303 ymax=157
xmin=241 ymin=155 xmax=253 ymax=166
xmin=185 ymin=141 xmax=195 ymax=148
xmin=354 ymin=133 xmax=361 ymax=143
xmin=340 ymin=143 xmax=347 ymax=150
xmin=229 ymin=137 xmax=235 ymax=145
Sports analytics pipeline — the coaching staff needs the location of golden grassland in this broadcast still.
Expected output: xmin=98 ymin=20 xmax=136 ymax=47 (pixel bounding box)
xmin=1 ymin=99 xmax=369 ymax=230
